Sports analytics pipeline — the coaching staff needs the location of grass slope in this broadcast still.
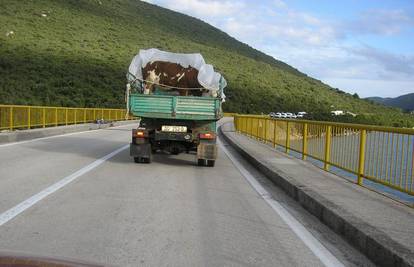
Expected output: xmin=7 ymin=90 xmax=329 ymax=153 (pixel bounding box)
xmin=0 ymin=0 xmax=413 ymax=127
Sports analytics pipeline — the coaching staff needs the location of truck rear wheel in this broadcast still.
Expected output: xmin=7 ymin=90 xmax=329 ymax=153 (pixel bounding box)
xmin=134 ymin=155 xmax=152 ymax=164
xmin=206 ymin=160 xmax=215 ymax=167
xmin=197 ymin=159 xmax=215 ymax=167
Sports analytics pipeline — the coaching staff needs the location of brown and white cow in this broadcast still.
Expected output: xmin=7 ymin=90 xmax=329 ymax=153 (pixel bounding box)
xmin=142 ymin=61 xmax=211 ymax=97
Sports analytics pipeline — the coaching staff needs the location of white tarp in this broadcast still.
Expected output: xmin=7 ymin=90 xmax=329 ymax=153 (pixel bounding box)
xmin=128 ymin=48 xmax=227 ymax=92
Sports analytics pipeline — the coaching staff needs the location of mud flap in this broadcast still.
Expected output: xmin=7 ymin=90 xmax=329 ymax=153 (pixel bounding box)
xmin=130 ymin=143 xmax=152 ymax=158
xmin=197 ymin=143 xmax=217 ymax=160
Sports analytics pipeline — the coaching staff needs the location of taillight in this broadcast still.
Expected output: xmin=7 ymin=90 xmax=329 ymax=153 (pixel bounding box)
xmin=199 ymin=132 xmax=216 ymax=140
xmin=133 ymin=128 xmax=147 ymax=138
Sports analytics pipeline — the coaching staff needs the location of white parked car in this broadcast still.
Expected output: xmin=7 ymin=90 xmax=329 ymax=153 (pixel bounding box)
xmin=286 ymin=112 xmax=294 ymax=118
xmin=281 ymin=113 xmax=288 ymax=118
xmin=297 ymin=111 xmax=307 ymax=118
xmin=275 ymin=112 xmax=282 ymax=118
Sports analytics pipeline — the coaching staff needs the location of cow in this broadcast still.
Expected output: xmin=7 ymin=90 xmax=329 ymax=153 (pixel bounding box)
xmin=142 ymin=61 xmax=216 ymax=97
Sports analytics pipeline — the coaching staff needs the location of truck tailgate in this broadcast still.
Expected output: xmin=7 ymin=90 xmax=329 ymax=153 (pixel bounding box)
xmin=129 ymin=94 xmax=221 ymax=120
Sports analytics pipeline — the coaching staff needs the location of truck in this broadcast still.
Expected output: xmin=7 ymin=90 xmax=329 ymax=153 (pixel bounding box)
xmin=126 ymin=49 xmax=226 ymax=166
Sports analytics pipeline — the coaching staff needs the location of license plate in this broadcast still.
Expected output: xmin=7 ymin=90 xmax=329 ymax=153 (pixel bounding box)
xmin=161 ymin=125 xmax=187 ymax=132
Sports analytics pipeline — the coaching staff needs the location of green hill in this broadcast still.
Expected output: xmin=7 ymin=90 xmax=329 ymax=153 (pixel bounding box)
xmin=1 ymin=0 xmax=413 ymax=127
xmin=366 ymin=93 xmax=414 ymax=111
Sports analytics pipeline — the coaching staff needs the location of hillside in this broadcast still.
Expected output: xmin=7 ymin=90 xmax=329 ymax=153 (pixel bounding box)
xmin=366 ymin=93 xmax=414 ymax=111
xmin=0 ymin=0 xmax=413 ymax=127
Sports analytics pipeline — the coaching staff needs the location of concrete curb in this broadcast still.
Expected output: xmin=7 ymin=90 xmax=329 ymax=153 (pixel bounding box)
xmin=0 ymin=120 xmax=139 ymax=144
xmin=219 ymin=123 xmax=414 ymax=267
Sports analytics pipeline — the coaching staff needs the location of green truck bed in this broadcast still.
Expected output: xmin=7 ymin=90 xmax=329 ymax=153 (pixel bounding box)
xmin=129 ymin=94 xmax=222 ymax=121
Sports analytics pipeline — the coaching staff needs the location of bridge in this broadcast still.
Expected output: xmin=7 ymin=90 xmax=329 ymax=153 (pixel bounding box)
xmin=0 ymin=105 xmax=413 ymax=267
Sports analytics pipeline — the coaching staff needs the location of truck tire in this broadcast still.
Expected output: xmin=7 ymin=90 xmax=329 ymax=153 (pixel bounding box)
xmin=134 ymin=155 xmax=152 ymax=164
xmin=144 ymin=154 xmax=152 ymax=163
xmin=197 ymin=159 xmax=206 ymax=166
xmin=206 ymin=160 xmax=215 ymax=167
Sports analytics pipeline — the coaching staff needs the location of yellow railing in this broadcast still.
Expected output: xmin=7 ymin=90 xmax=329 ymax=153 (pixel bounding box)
xmin=234 ymin=114 xmax=414 ymax=196
xmin=223 ymin=112 xmax=238 ymax=117
xmin=0 ymin=105 xmax=131 ymax=131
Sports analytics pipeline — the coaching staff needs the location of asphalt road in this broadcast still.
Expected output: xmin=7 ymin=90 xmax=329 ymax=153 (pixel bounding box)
xmin=0 ymin=122 xmax=373 ymax=266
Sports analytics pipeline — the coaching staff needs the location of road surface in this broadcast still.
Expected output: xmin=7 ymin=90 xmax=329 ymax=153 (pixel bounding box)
xmin=0 ymin=122 xmax=373 ymax=266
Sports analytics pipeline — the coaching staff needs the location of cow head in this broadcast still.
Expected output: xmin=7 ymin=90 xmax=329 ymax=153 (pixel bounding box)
xmin=144 ymin=70 xmax=161 ymax=94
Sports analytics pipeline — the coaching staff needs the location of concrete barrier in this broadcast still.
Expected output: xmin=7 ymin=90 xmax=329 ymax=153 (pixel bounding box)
xmin=219 ymin=123 xmax=414 ymax=267
xmin=0 ymin=120 xmax=139 ymax=144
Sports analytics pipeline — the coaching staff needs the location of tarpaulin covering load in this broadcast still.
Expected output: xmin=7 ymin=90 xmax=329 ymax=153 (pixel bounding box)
xmin=127 ymin=48 xmax=227 ymax=92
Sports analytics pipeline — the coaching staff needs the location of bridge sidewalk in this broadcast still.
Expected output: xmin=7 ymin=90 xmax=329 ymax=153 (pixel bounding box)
xmin=220 ymin=121 xmax=414 ymax=267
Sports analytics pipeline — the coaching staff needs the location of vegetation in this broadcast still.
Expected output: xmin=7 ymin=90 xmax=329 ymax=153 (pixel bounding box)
xmin=0 ymin=0 xmax=413 ymax=127
xmin=366 ymin=93 xmax=414 ymax=112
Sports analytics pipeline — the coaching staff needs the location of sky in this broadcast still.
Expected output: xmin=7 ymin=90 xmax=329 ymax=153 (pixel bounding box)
xmin=143 ymin=0 xmax=414 ymax=98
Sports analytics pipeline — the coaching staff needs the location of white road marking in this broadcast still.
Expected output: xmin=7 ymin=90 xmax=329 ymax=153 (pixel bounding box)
xmin=218 ymin=139 xmax=345 ymax=267
xmin=0 ymin=123 xmax=137 ymax=148
xmin=0 ymin=144 xmax=129 ymax=226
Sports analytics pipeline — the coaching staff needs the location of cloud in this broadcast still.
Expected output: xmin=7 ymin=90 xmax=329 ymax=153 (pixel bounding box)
xmin=349 ymin=45 xmax=414 ymax=77
xmin=343 ymin=9 xmax=414 ymax=36
xmin=222 ymin=9 xmax=339 ymax=47
xmin=273 ymin=0 xmax=287 ymax=9
xmin=149 ymin=0 xmax=245 ymax=17
xmin=322 ymin=78 xmax=414 ymax=98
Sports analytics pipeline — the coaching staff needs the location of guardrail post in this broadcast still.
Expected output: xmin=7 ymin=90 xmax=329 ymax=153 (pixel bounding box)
xmin=273 ymin=120 xmax=277 ymax=148
xmin=93 ymin=109 xmax=96 ymax=121
xmin=357 ymin=129 xmax=367 ymax=185
xmin=249 ymin=117 xmax=253 ymax=137
xmin=55 ymin=108 xmax=58 ymax=126
xmin=9 ymin=106 xmax=13 ymax=130
xmin=27 ymin=106 xmax=31 ymax=129
xmin=83 ymin=109 xmax=86 ymax=123
xmin=42 ymin=108 xmax=46 ymax=128
xmin=324 ymin=125 xmax=332 ymax=170
xmin=263 ymin=118 xmax=267 ymax=143
xmin=74 ymin=109 xmax=77 ymax=125
xmin=286 ymin=121 xmax=290 ymax=153
xmin=302 ymin=123 xmax=308 ymax=160
xmin=65 ymin=109 xmax=68 ymax=125
xmin=234 ymin=116 xmax=238 ymax=132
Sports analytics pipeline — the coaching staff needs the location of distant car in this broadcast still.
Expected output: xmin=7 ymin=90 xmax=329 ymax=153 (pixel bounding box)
xmin=269 ymin=112 xmax=276 ymax=118
xmin=297 ymin=111 xmax=307 ymax=118
xmin=286 ymin=112 xmax=293 ymax=118
xmin=275 ymin=112 xmax=282 ymax=118
xmin=281 ymin=113 xmax=288 ymax=118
